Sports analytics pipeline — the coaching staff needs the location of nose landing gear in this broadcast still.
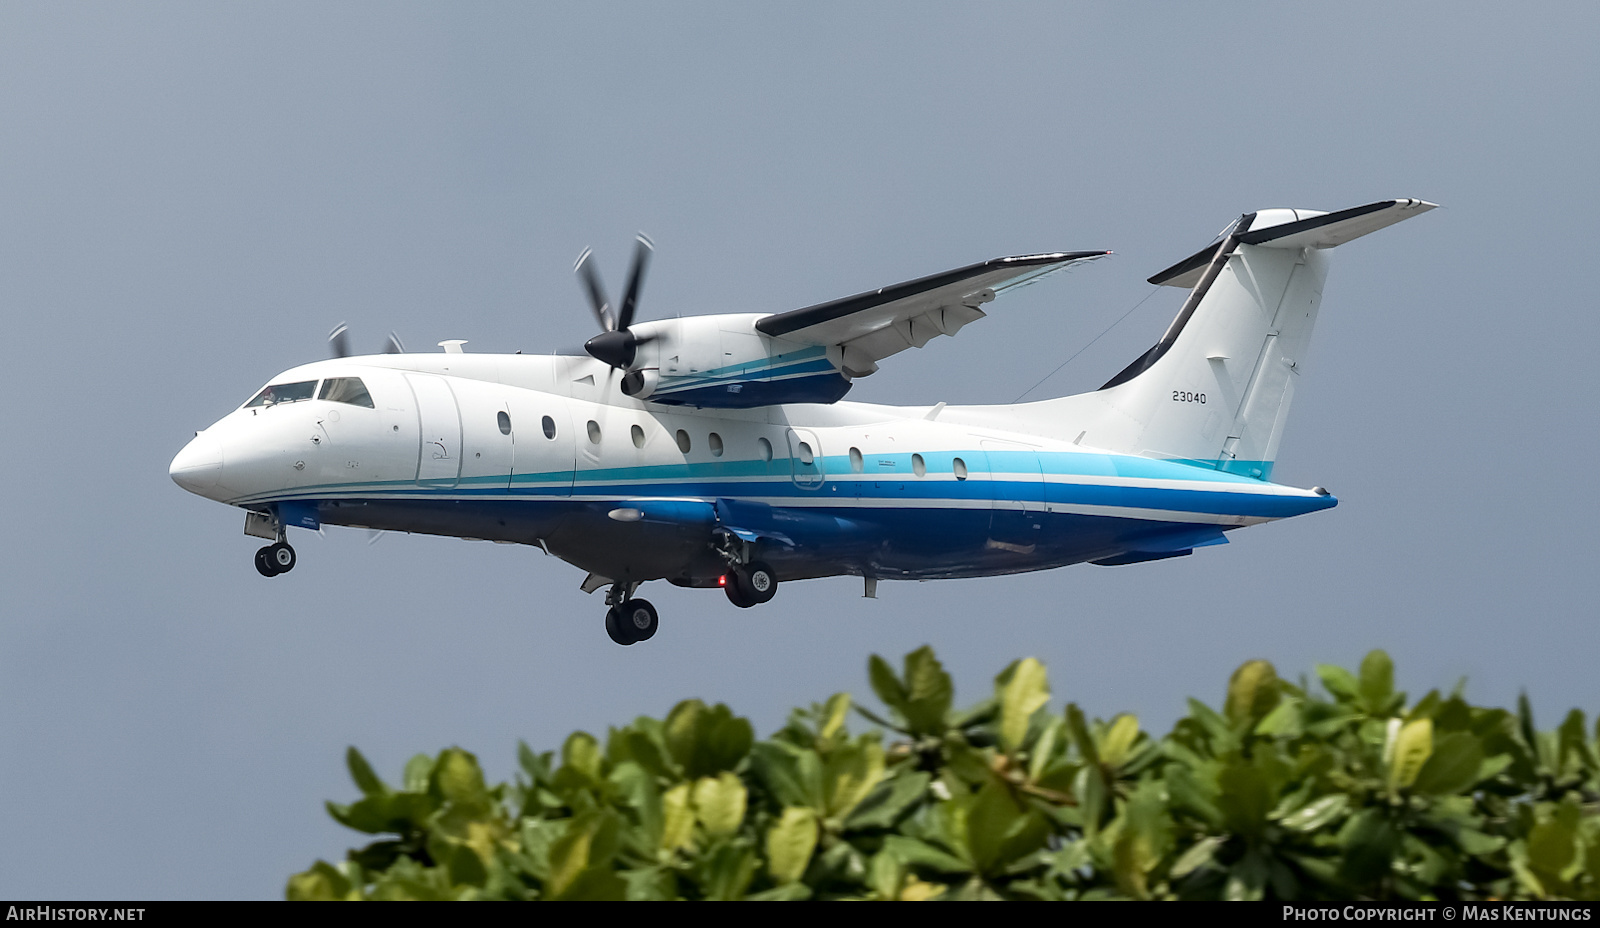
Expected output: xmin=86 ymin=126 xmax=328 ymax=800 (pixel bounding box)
xmin=254 ymin=541 xmax=297 ymax=577
xmin=602 ymin=582 xmax=658 ymax=646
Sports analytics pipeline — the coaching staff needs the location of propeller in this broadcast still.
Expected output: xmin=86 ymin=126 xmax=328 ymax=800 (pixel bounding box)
xmin=329 ymin=323 xmax=406 ymax=359
xmin=576 ymin=233 xmax=655 ymax=369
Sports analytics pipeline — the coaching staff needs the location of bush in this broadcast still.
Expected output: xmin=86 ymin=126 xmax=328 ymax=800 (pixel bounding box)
xmin=287 ymin=648 xmax=1600 ymax=900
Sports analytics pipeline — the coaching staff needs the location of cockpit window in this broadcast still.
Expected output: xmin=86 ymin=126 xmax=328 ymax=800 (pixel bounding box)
xmin=318 ymin=377 xmax=374 ymax=408
xmin=244 ymin=380 xmax=317 ymax=408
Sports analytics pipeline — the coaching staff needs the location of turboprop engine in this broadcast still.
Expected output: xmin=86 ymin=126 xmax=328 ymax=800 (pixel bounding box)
xmin=610 ymin=313 xmax=854 ymax=408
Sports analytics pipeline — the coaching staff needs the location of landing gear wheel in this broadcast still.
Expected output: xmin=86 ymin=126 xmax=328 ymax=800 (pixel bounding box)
xmin=741 ymin=561 xmax=777 ymax=604
xmin=621 ymin=598 xmax=658 ymax=641
xmin=723 ymin=572 xmax=759 ymax=608
xmin=254 ymin=546 xmax=279 ymax=577
xmin=605 ymin=606 xmax=636 ymax=646
xmin=267 ymin=542 xmax=296 ymax=574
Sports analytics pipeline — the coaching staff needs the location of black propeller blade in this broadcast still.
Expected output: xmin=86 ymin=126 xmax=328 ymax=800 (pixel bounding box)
xmin=576 ymin=234 xmax=655 ymax=369
xmin=328 ymin=323 xmax=351 ymax=359
xmin=330 ymin=323 xmax=406 ymax=358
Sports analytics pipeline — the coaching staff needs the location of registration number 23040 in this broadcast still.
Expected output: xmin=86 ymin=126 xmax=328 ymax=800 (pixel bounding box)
xmin=1172 ymin=391 xmax=1207 ymax=404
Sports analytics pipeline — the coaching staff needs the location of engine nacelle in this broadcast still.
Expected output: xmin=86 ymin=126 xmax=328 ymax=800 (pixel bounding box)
xmin=624 ymin=314 xmax=852 ymax=408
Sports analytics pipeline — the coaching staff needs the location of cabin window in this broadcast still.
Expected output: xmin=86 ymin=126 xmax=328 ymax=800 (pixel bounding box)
xmin=708 ymin=432 xmax=724 ymax=457
xmin=587 ymin=420 xmax=602 ymax=444
xmin=798 ymin=442 xmax=815 ymax=465
xmin=318 ymin=377 xmax=374 ymax=408
xmin=497 ymin=411 xmax=512 ymax=435
xmin=912 ymin=453 xmax=926 ymax=477
xmin=245 ymin=380 xmax=317 ymax=408
xmin=758 ymin=437 xmax=773 ymax=462
xmin=631 ymin=424 xmax=646 ymax=449
xmin=542 ymin=416 xmax=557 ymax=440
xmin=953 ymin=457 xmax=968 ymax=480
xmin=849 ymin=447 xmax=863 ymax=473
xmin=675 ymin=429 xmax=691 ymax=453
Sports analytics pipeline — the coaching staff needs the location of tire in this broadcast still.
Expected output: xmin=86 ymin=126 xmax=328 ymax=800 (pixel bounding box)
xmin=268 ymin=542 xmax=296 ymax=573
xmin=255 ymin=547 xmax=279 ymax=577
xmin=723 ymin=572 xmax=759 ymax=608
xmin=622 ymin=599 xmax=659 ymax=641
xmin=605 ymin=606 xmax=636 ymax=646
xmin=743 ymin=561 xmax=777 ymax=604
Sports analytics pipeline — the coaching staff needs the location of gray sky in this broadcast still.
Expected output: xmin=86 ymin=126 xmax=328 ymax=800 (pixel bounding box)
xmin=3 ymin=2 xmax=1596 ymax=900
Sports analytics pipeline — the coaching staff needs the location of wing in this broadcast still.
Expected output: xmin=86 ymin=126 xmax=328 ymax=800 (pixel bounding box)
xmin=754 ymin=251 xmax=1108 ymax=376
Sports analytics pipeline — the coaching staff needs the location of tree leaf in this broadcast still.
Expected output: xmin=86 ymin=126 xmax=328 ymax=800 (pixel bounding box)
xmin=1317 ymin=664 xmax=1360 ymax=703
xmin=1359 ymin=650 xmax=1396 ymax=715
xmin=900 ymin=646 xmax=954 ymax=735
xmin=765 ymin=807 xmax=819 ymax=884
xmin=867 ymin=655 xmax=908 ymax=716
xmin=659 ymin=783 xmax=695 ymax=853
xmin=286 ymin=860 xmax=357 ymax=901
xmin=346 ymin=747 xmax=386 ymax=797
xmin=997 ymin=657 xmax=1051 ymax=754
xmin=692 ymin=772 xmax=747 ymax=838
xmin=664 ymin=700 xmax=754 ymax=779
xmin=749 ymin=741 xmax=820 ymax=811
xmin=1170 ymin=836 xmax=1226 ymax=879
xmin=403 ymin=753 xmax=433 ymax=793
xmin=1226 ymin=659 xmax=1281 ymax=728
xmin=1099 ymin=714 xmax=1141 ymax=768
xmin=1280 ymin=794 xmax=1349 ymax=833
xmin=881 ymin=834 xmax=972 ymax=875
xmin=1065 ymin=703 xmax=1099 ymax=767
xmin=1411 ymin=731 xmax=1485 ymax=795
xmin=1387 ymin=718 xmax=1433 ymax=793
xmin=822 ymin=735 xmax=886 ymax=822
xmin=844 ymin=771 xmax=931 ymax=831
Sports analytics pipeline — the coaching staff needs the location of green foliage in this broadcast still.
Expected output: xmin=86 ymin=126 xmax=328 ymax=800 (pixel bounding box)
xmin=289 ymin=650 xmax=1600 ymax=901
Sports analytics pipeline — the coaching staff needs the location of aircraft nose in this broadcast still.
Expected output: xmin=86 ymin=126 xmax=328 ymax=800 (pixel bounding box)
xmin=170 ymin=432 xmax=223 ymax=496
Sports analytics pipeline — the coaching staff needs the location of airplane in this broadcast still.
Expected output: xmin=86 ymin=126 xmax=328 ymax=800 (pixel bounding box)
xmin=170 ymin=198 xmax=1435 ymax=645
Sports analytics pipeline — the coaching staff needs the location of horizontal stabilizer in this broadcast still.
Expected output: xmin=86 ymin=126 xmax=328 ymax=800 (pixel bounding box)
xmin=1150 ymin=199 xmax=1436 ymax=288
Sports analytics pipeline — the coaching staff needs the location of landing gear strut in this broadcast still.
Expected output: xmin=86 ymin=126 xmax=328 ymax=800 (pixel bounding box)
xmin=603 ymin=583 xmax=658 ymax=646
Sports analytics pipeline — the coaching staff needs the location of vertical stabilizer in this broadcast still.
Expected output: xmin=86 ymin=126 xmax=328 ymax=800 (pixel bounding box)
xmin=1001 ymin=199 xmax=1434 ymax=479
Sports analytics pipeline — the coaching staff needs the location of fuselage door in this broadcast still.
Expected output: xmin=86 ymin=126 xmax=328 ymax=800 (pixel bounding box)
xmin=406 ymin=373 xmax=462 ymax=488
xmin=786 ymin=428 xmax=825 ymax=490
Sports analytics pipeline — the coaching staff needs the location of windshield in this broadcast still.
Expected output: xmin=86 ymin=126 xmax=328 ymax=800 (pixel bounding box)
xmin=244 ymin=380 xmax=317 ymax=408
xmin=318 ymin=377 xmax=374 ymax=408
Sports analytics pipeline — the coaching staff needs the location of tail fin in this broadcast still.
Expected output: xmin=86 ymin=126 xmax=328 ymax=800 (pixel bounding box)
xmin=1051 ymin=199 xmax=1434 ymax=479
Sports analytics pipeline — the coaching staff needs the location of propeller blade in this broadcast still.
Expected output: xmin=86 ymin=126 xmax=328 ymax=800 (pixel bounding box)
xmin=383 ymin=332 xmax=406 ymax=354
xmin=616 ymin=233 xmax=653 ymax=331
xmin=574 ymin=248 xmax=616 ymax=332
xmin=328 ymin=323 xmax=351 ymax=359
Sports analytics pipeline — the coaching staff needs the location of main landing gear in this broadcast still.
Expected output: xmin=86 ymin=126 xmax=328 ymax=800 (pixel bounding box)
xmin=254 ymin=541 xmax=296 ymax=577
xmin=723 ymin=560 xmax=778 ymax=609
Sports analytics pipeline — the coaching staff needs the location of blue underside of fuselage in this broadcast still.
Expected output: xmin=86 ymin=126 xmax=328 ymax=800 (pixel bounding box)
xmin=264 ymin=468 xmax=1335 ymax=584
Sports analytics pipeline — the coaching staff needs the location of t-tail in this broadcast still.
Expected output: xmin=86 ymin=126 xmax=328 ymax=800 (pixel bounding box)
xmin=1012 ymin=199 xmax=1436 ymax=479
